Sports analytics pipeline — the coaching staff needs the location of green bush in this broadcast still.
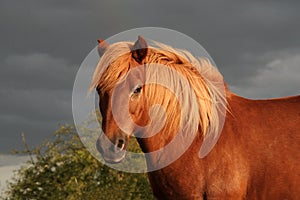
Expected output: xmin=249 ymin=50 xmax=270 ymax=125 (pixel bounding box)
xmin=2 ymin=124 xmax=154 ymax=200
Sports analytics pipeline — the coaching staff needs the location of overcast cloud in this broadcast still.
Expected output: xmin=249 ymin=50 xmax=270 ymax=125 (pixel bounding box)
xmin=0 ymin=0 xmax=299 ymax=152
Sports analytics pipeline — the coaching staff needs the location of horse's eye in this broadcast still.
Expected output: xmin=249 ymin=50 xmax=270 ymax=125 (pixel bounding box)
xmin=133 ymin=85 xmax=142 ymax=94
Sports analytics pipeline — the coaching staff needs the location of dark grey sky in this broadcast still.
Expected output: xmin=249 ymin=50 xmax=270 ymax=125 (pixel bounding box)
xmin=1 ymin=0 xmax=300 ymax=152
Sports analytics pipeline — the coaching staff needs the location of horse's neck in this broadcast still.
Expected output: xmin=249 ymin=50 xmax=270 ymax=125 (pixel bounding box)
xmin=136 ymin=133 xmax=173 ymax=153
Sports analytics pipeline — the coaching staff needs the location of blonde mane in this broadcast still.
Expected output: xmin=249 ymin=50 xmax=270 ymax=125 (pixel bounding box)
xmin=90 ymin=41 xmax=227 ymax=139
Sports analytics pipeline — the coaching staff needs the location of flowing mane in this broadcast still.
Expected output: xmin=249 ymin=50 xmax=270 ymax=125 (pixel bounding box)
xmin=90 ymin=40 xmax=227 ymax=139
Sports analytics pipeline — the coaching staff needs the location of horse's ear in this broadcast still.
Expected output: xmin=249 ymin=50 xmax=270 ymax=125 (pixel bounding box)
xmin=131 ymin=36 xmax=148 ymax=63
xmin=97 ymin=39 xmax=109 ymax=57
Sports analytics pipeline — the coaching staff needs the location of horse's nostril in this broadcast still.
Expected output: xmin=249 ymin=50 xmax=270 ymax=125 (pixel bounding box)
xmin=117 ymin=139 xmax=125 ymax=150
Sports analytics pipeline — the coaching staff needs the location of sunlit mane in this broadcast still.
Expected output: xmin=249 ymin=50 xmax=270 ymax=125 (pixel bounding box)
xmin=90 ymin=40 xmax=227 ymax=139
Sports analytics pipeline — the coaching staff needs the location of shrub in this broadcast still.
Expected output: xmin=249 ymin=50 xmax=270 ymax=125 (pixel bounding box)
xmin=2 ymin=124 xmax=154 ymax=200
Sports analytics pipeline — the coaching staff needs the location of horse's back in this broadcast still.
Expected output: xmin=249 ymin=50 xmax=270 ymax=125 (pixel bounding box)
xmin=228 ymin=94 xmax=300 ymax=199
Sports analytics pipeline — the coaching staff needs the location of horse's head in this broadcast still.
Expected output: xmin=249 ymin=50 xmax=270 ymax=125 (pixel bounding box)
xmin=91 ymin=36 xmax=227 ymax=164
xmin=93 ymin=36 xmax=150 ymax=163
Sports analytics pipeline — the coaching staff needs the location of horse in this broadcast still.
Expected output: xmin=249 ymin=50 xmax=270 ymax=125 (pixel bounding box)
xmin=90 ymin=36 xmax=300 ymax=200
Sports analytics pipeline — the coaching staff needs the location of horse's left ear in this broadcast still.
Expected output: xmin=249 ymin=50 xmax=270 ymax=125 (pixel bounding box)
xmin=97 ymin=39 xmax=109 ymax=57
xmin=131 ymin=36 xmax=148 ymax=63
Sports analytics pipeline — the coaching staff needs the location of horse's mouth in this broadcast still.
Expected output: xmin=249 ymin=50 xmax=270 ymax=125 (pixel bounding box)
xmin=96 ymin=136 xmax=128 ymax=164
xmin=102 ymin=151 xmax=127 ymax=164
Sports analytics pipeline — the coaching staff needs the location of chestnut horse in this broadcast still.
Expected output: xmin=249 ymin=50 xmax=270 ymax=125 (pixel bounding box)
xmin=91 ymin=36 xmax=300 ymax=199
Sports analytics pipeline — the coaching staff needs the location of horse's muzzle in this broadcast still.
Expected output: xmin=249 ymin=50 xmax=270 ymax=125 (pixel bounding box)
xmin=96 ymin=132 xmax=127 ymax=164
